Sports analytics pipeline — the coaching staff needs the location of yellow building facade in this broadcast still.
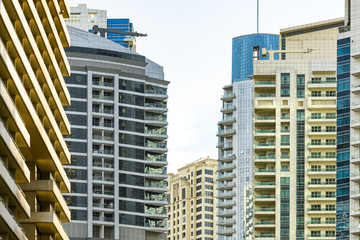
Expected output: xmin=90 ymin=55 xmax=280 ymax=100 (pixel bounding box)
xmin=168 ymin=158 xmax=218 ymax=240
xmin=0 ymin=1 xmax=71 ymax=240
xmin=252 ymin=18 xmax=343 ymax=239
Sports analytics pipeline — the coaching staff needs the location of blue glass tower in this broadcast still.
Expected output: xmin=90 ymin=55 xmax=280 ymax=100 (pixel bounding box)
xmin=232 ymin=34 xmax=279 ymax=82
xmin=107 ymin=18 xmax=134 ymax=49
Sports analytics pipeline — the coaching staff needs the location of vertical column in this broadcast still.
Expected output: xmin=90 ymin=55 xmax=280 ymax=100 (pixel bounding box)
xmin=87 ymin=70 xmax=93 ymax=237
xmin=114 ymin=73 xmax=119 ymax=239
xmin=296 ymin=109 xmax=305 ymax=239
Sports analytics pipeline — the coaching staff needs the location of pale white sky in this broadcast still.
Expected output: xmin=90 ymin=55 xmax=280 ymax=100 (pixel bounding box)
xmin=68 ymin=0 xmax=344 ymax=173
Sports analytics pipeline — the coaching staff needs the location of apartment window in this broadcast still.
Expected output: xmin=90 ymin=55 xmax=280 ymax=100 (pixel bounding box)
xmin=326 ymin=178 xmax=336 ymax=184
xmin=326 ymin=205 xmax=335 ymax=211
xmin=196 ymin=199 xmax=202 ymax=204
xmin=326 ymin=191 xmax=335 ymax=198
xmin=311 ymin=77 xmax=321 ymax=83
xmin=326 ymin=113 xmax=336 ymax=119
xmin=196 ymin=170 xmax=202 ymax=176
xmin=205 ymin=191 xmax=213 ymax=196
xmin=196 ymin=222 xmax=202 ymax=228
xmin=196 ymin=207 xmax=202 ymax=212
xmin=311 ymin=231 xmax=321 ymax=237
xmin=196 ymin=185 xmax=202 ymax=190
xmin=196 ymin=192 xmax=201 ymax=197
xmin=196 ymin=230 xmax=202 ymax=236
xmin=196 ymin=214 xmax=202 ymax=220
xmin=310 ymin=205 xmax=321 ymax=210
xmin=310 ymin=178 xmax=321 ymax=184
xmin=326 ymin=91 xmax=336 ymax=96
xmin=311 ymin=126 xmax=321 ymax=132
xmin=326 ymin=231 xmax=335 ymax=237
xmin=205 ymin=198 xmax=213 ymax=204
xmin=205 ymin=230 xmax=213 ymax=235
xmin=182 ymin=188 xmax=186 ymax=199
xmin=326 ymin=126 xmax=336 ymax=132
xmin=311 ymin=139 xmax=321 ymax=145
xmin=311 ymin=91 xmax=321 ymax=97
xmin=205 ymin=177 xmax=213 ymax=183
xmin=196 ymin=178 xmax=201 ymax=183
xmin=205 ymin=185 xmax=213 ymax=190
xmin=205 ymin=222 xmax=213 ymax=227
xmin=204 ymin=206 xmax=213 ymax=212
xmin=281 ymin=73 xmax=290 ymax=97
xmin=311 ymin=192 xmax=321 ymax=198
xmin=204 ymin=214 xmax=213 ymax=219
xmin=205 ymin=169 xmax=213 ymax=175
xmin=311 ymin=113 xmax=321 ymax=119
xmin=326 ymin=139 xmax=336 ymax=145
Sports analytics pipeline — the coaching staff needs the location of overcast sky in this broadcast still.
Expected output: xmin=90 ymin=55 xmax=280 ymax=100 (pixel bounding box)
xmin=68 ymin=0 xmax=344 ymax=173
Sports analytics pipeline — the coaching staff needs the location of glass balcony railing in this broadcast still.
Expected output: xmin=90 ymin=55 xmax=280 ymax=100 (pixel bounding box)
xmin=145 ymin=220 xmax=167 ymax=228
xmin=221 ymin=93 xmax=235 ymax=99
xmin=145 ymin=207 xmax=166 ymax=215
xmin=308 ymin=168 xmax=336 ymax=172
xmin=255 ymin=81 xmax=275 ymax=85
xmin=255 ymin=129 xmax=275 ymax=133
xmin=145 ymin=128 xmax=167 ymax=135
xmin=308 ymin=115 xmax=336 ymax=120
xmin=144 ymin=167 xmax=167 ymax=175
xmin=307 ymin=194 xmax=335 ymax=198
xmin=145 ymin=103 xmax=167 ymax=109
xmin=255 ymin=116 xmax=275 ymax=120
xmin=307 ymin=142 xmax=336 ymax=146
xmin=255 ymin=234 xmax=275 ymax=238
xmin=255 ymin=208 xmax=275 ymax=212
xmin=308 ymin=181 xmax=335 ymax=185
xmin=308 ymin=79 xmax=336 ymax=84
xmin=217 ymin=182 xmax=235 ymax=189
xmin=92 ymin=81 xmax=114 ymax=87
xmin=307 ymin=208 xmax=335 ymax=212
xmin=145 ymin=193 xmax=167 ymax=202
xmin=144 ymin=116 xmax=167 ymax=122
xmin=255 ymin=94 xmax=276 ymax=97
xmin=255 ymin=156 xmax=275 ymax=160
xmin=308 ymin=129 xmax=336 ymax=133
xmin=145 ymin=89 xmax=167 ymax=96
xmin=145 ymin=181 xmax=167 ymax=188
xmin=307 ymin=234 xmax=336 ymax=238
xmin=145 ymin=154 xmax=167 ymax=162
xmin=145 ymin=142 xmax=167 ymax=149
xmin=308 ymin=155 xmax=336 ymax=159
xmin=221 ymin=105 xmax=236 ymax=111
xmin=255 ymin=195 xmax=275 ymax=199
xmin=255 ymin=182 xmax=275 ymax=186
xmin=255 ymin=169 xmax=275 ymax=173
xmin=307 ymin=220 xmax=335 ymax=224
xmin=255 ymin=220 xmax=275 ymax=225
xmin=255 ymin=143 xmax=275 ymax=147
xmin=93 ymin=135 xmax=114 ymax=141
xmin=93 ymin=95 xmax=114 ymax=101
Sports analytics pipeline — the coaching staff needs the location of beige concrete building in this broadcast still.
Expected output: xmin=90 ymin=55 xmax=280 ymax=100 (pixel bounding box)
xmin=0 ymin=1 xmax=71 ymax=240
xmin=252 ymin=18 xmax=343 ymax=239
xmin=168 ymin=158 xmax=218 ymax=240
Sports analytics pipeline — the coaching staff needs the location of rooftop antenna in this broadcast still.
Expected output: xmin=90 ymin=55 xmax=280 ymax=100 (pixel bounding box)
xmin=257 ymin=0 xmax=259 ymax=33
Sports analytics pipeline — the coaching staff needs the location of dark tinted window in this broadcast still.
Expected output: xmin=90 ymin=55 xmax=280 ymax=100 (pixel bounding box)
xmin=119 ymin=147 xmax=144 ymax=160
xmin=119 ymin=133 xmax=144 ymax=146
xmin=65 ymin=73 xmax=87 ymax=85
xmin=119 ymin=173 xmax=144 ymax=186
xmin=64 ymin=196 xmax=87 ymax=207
xmin=68 ymin=87 xmax=87 ymax=99
xmin=64 ymin=101 xmax=87 ymax=112
xmin=119 ymin=120 xmax=144 ymax=133
xmin=119 ymin=200 xmax=144 ymax=213
xmin=119 ymin=160 xmax=144 ymax=173
xmin=65 ymin=169 xmax=87 ymax=180
xmin=71 ymin=210 xmax=87 ymax=220
xmin=66 ymin=141 xmax=87 ymax=153
xmin=119 ymin=79 xmax=144 ymax=93
xmin=119 ymin=93 xmax=144 ymax=106
xmin=67 ymin=114 xmax=87 ymax=126
xmin=119 ymin=106 xmax=144 ymax=120
xmin=70 ymin=155 xmax=87 ymax=166
xmin=119 ymin=214 xmax=144 ymax=226
xmin=119 ymin=187 xmax=144 ymax=200
xmin=70 ymin=182 xmax=87 ymax=193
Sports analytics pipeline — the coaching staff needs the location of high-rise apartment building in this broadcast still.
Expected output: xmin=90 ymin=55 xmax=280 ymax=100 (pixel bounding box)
xmin=337 ymin=0 xmax=360 ymax=239
xmin=62 ymin=26 xmax=168 ymax=240
xmin=65 ymin=4 xmax=137 ymax=50
xmin=0 ymin=1 xmax=71 ymax=240
xmin=167 ymin=158 xmax=218 ymax=240
xmin=252 ymin=18 xmax=343 ymax=239
xmin=217 ymin=34 xmax=279 ymax=240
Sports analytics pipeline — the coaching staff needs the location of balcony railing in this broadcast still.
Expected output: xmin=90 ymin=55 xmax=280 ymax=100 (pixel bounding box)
xmin=92 ymin=81 xmax=114 ymax=87
xmin=93 ymin=95 xmax=114 ymax=101
xmin=255 ymin=182 xmax=275 ymax=186
xmin=255 ymin=129 xmax=275 ymax=133
xmin=145 ymin=154 xmax=167 ymax=162
xmin=308 ymin=168 xmax=336 ymax=172
xmin=255 ymin=81 xmax=275 ymax=85
xmin=255 ymin=221 xmax=275 ymax=225
xmin=145 ymin=194 xmax=167 ymax=202
xmin=145 ymin=181 xmax=167 ymax=188
xmin=145 ymin=207 xmax=166 ymax=215
xmin=255 ymin=169 xmax=275 ymax=173
xmin=308 ymin=79 xmax=336 ymax=84
xmin=255 ymin=208 xmax=275 ymax=212
xmin=145 ymin=142 xmax=167 ymax=149
xmin=307 ymin=194 xmax=335 ymax=199
xmin=145 ymin=89 xmax=167 ymax=96
xmin=255 ymin=116 xmax=275 ymax=120
xmin=144 ymin=167 xmax=167 ymax=175
xmin=255 ymin=94 xmax=276 ymax=97
xmin=145 ymin=103 xmax=167 ymax=109
xmin=255 ymin=143 xmax=275 ymax=147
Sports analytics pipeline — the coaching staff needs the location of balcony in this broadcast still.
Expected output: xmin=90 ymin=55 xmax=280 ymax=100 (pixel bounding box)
xmin=144 ymin=142 xmax=167 ymax=153
xmin=145 ymin=219 xmax=167 ymax=232
xmin=307 ymin=168 xmax=336 ymax=175
xmin=254 ymin=195 xmax=276 ymax=202
xmin=0 ymin=197 xmax=27 ymax=240
xmin=307 ymin=208 xmax=336 ymax=214
xmin=144 ymin=103 xmax=167 ymax=113
xmin=144 ymin=193 xmax=167 ymax=205
xmin=308 ymin=155 xmax=336 ymax=162
xmin=93 ymin=95 xmax=114 ymax=101
xmin=351 ymin=172 xmax=360 ymax=182
xmin=307 ymin=142 xmax=336 ymax=149
xmin=144 ymin=154 xmax=167 ymax=166
xmin=219 ymin=153 xmax=236 ymax=162
xmin=255 ymin=129 xmax=276 ymax=136
xmin=144 ymin=167 xmax=167 ymax=179
xmin=255 ymin=169 xmax=275 ymax=176
xmin=254 ymin=81 xmax=276 ymax=88
xmin=307 ymin=220 xmax=336 ymax=227
xmin=221 ymin=105 xmax=236 ymax=114
xmin=219 ymin=116 xmax=236 ymax=125
xmin=217 ymin=129 xmax=236 ymax=137
xmin=144 ymin=181 xmax=168 ymax=192
xmin=307 ymin=182 xmax=336 ymax=189
xmin=217 ymin=218 xmax=236 ymax=226
xmin=92 ymin=80 xmax=114 ymax=88
xmin=254 ymin=233 xmax=275 ymax=239
xmin=308 ymin=129 xmax=336 ymax=136
xmin=93 ymin=202 xmax=114 ymax=209
xmin=218 ymin=191 xmax=236 ymax=199
xmin=217 ymin=227 xmax=236 ymax=235
xmin=255 ymin=100 xmax=274 ymax=109
xmin=221 ymin=93 xmax=235 ymax=101
xmin=92 ymin=108 xmax=114 ymax=115
xmin=144 ymin=116 xmax=168 ymax=126
xmin=254 ymin=208 xmax=275 ymax=215
xmin=217 ymin=209 xmax=236 ymax=217
xmin=19 ymin=204 xmax=69 ymax=240
xmin=217 ymin=172 xmax=236 ymax=181
xmin=145 ymin=207 xmax=167 ymax=219
xmin=351 ymin=155 xmax=360 ymax=164
xmin=351 ymin=190 xmax=360 ymax=199
xmin=254 ymin=156 xmax=276 ymax=163
xmin=145 ymin=89 xmax=168 ymax=100
xmin=307 ymin=234 xmax=336 ymax=239
xmin=308 ymin=116 xmax=336 ymax=122
xmin=217 ymin=200 xmax=236 ymax=208
xmin=218 ymin=163 xmax=236 ymax=172
xmin=93 ymin=135 xmax=114 ymax=141
xmin=255 ymin=142 xmax=275 ymax=149
xmin=93 ymin=176 xmax=114 ymax=182
xmin=254 ymin=182 xmax=276 ymax=189
xmin=92 ymin=149 xmax=114 ymax=155
xmin=254 ymin=221 xmax=276 ymax=228
xmin=145 ymin=128 xmax=167 ymax=140
xmin=217 ymin=182 xmax=236 ymax=190
xmin=307 ymin=195 xmax=336 ymax=201
xmin=255 ymin=116 xmax=276 ymax=122
xmin=308 ymin=79 xmax=336 ymax=88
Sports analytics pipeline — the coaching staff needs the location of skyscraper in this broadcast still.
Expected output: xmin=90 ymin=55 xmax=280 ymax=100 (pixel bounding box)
xmin=167 ymin=157 xmax=218 ymax=240
xmin=62 ymin=26 xmax=169 ymax=240
xmin=65 ymin=4 xmax=137 ymax=51
xmin=337 ymin=1 xmax=360 ymax=239
xmin=0 ymin=1 xmax=71 ymax=240
xmin=217 ymin=34 xmax=279 ymax=240
xmin=252 ymin=18 xmax=342 ymax=239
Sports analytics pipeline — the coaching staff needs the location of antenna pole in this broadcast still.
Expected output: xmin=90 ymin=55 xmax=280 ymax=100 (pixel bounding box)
xmin=257 ymin=0 xmax=259 ymax=33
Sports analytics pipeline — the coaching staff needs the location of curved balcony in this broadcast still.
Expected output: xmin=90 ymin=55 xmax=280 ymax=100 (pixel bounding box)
xmin=218 ymin=191 xmax=235 ymax=199
xmin=255 ymin=169 xmax=275 ymax=176
xmin=217 ymin=172 xmax=236 ymax=181
xmin=144 ymin=116 xmax=168 ymax=127
xmin=221 ymin=93 xmax=235 ymax=101
xmin=144 ymin=193 xmax=167 ymax=205
xmin=144 ymin=207 xmax=167 ymax=219
xmin=254 ymin=156 xmax=276 ymax=163
xmin=217 ymin=182 xmax=235 ymax=190
xmin=218 ymin=163 xmax=236 ymax=172
xmin=219 ymin=153 xmax=236 ymax=163
xmin=254 ymin=221 xmax=276 ymax=228
xmin=216 ymin=200 xmax=235 ymax=208
xmin=217 ymin=209 xmax=235 ymax=217
xmin=145 ymin=89 xmax=168 ymax=101
xmin=144 ymin=102 xmax=167 ymax=113
xmin=144 ymin=154 xmax=168 ymax=167
xmin=217 ymin=129 xmax=236 ymax=137
xmin=145 ymin=128 xmax=168 ymax=140
xmin=351 ymin=190 xmax=360 ymax=199
xmin=144 ymin=142 xmax=167 ymax=153
xmin=254 ymin=195 xmax=276 ymax=202
xmin=255 ymin=142 xmax=275 ymax=149
xmin=254 ymin=182 xmax=276 ymax=190
xmin=144 ymin=167 xmax=167 ymax=180
xmin=221 ymin=105 xmax=236 ymax=114
xmin=144 ymin=219 xmax=167 ymax=232
xmin=219 ymin=117 xmax=236 ymax=125
xmin=217 ymin=227 xmax=235 ymax=235
xmin=217 ymin=218 xmax=236 ymax=226
xmin=144 ymin=181 xmax=168 ymax=192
